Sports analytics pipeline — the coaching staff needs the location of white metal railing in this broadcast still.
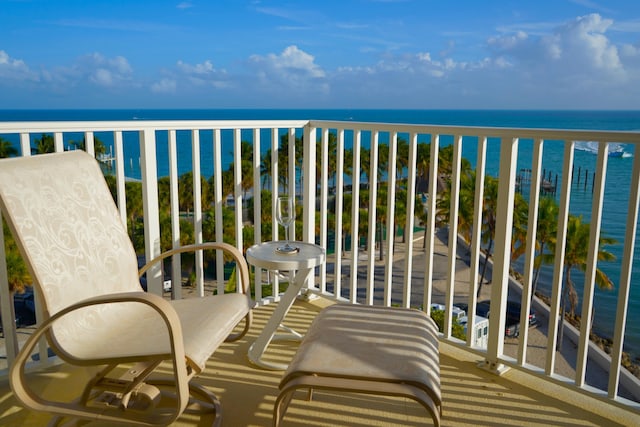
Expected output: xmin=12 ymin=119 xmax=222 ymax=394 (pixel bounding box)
xmin=1 ymin=119 xmax=640 ymax=412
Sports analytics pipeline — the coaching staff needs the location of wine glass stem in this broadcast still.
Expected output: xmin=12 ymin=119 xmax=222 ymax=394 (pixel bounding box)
xmin=284 ymin=226 xmax=289 ymax=245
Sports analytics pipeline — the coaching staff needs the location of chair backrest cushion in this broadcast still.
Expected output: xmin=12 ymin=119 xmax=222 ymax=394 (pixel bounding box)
xmin=0 ymin=151 xmax=141 ymax=320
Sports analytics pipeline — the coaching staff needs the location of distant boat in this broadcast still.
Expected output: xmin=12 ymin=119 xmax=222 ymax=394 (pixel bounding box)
xmin=608 ymin=145 xmax=625 ymax=157
xmin=575 ymin=141 xmax=628 ymax=158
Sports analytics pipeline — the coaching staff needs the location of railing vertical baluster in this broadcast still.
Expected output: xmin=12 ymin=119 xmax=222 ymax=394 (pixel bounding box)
xmin=114 ymin=131 xmax=127 ymax=226
xmin=288 ymin=128 xmax=296 ymax=243
xmin=168 ymin=129 xmax=182 ymax=300
xmin=383 ymin=132 xmax=398 ymax=307
xmin=546 ymin=140 xmax=574 ymax=375
xmin=233 ymin=128 xmax=243 ymax=252
xmin=609 ymin=141 xmax=640 ymax=399
xmin=84 ymin=131 xmax=95 ymax=156
xmin=403 ymin=132 xmax=418 ymax=308
xmin=271 ymin=127 xmax=279 ymax=302
xmin=253 ymin=128 xmax=263 ymax=299
xmin=576 ymin=141 xmax=609 ymax=386
xmin=319 ymin=128 xmax=329 ymax=294
xmin=444 ymin=134 xmax=462 ymax=339
xmin=139 ymin=128 xmax=162 ymax=295
xmin=365 ymin=131 xmax=379 ymax=305
xmin=19 ymin=132 xmax=30 ymax=156
xmin=334 ymin=128 xmax=346 ymax=299
xmin=302 ymin=124 xmax=316 ymax=245
xmin=484 ymin=137 xmax=519 ymax=372
xmin=468 ymin=135 xmax=487 ymax=346
xmin=192 ymin=130 xmax=204 ymax=297
xmin=213 ymin=128 xmax=225 ymax=295
xmin=349 ymin=130 xmax=362 ymax=304
xmin=54 ymin=132 xmax=63 ymax=152
xmin=253 ymin=128 xmax=262 ymax=243
xmin=424 ymin=134 xmax=438 ymax=315
xmin=518 ymin=138 xmax=544 ymax=364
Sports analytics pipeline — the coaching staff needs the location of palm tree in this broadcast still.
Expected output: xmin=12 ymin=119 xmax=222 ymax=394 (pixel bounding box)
xmin=545 ymin=214 xmax=616 ymax=350
xmin=532 ymin=197 xmax=559 ymax=297
xmin=0 ymin=137 xmax=18 ymax=158
xmin=509 ymin=192 xmax=529 ymax=267
xmin=71 ymin=136 xmax=108 ymax=156
xmin=316 ymin=131 xmax=338 ymax=189
xmin=415 ymin=142 xmax=431 ymax=190
xmin=32 ymin=133 xmax=55 ymax=154
xmin=237 ymin=140 xmax=254 ymax=197
xmin=476 ymin=176 xmax=498 ymax=298
xmin=278 ymin=132 xmax=303 ymax=191
xmin=178 ymin=172 xmax=200 ymax=215
xmin=341 ymin=193 xmax=353 ymax=252
xmin=434 ymin=168 xmax=476 ymax=244
xmin=394 ymin=188 xmax=408 ymax=243
xmin=416 ymin=194 xmax=430 ymax=249
xmin=260 ymin=149 xmax=273 ymax=190
xmin=394 ymin=137 xmax=409 ymax=181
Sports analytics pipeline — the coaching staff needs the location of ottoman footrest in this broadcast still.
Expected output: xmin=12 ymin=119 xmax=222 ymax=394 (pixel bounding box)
xmin=273 ymin=304 xmax=441 ymax=426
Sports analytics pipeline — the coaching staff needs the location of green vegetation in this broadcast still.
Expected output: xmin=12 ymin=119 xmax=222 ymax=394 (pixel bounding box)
xmin=430 ymin=309 xmax=466 ymax=340
xmin=541 ymin=214 xmax=616 ymax=350
xmin=0 ymin=137 xmax=18 ymax=158
xmin=1 ymin=129 xmax=618 ymax=329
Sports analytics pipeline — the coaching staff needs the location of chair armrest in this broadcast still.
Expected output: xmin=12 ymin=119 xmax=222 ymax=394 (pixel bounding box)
xmin=10 ymin=291 xmax=191 ymax=417
xmin=138 ymin=242 xmax=250 ymax=294
xmin=19 ymin=291 xmax=186 ymax=364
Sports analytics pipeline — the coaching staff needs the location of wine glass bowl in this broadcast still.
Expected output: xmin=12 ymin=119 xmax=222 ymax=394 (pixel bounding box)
xmin=275 ymin=195 xmax=298 ymax=254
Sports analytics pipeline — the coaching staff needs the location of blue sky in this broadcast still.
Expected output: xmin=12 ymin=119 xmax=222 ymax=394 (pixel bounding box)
xmin=1 ymin=0 xmax=640 ymax=109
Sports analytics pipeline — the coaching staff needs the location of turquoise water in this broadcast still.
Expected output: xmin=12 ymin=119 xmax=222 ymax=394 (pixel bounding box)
xmin=2 ymin=109 xmax=640 ymax=358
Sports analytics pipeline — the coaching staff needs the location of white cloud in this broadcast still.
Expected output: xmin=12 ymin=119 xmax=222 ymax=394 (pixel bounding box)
xmin=248 ymin=45 xmax=327 ymax=93
xmin=81 ymin=53 xmax=134 ymax=87
xmin=0 ymin=50 xmax=39 ymax=82
xmin=2 ymin=13 xmax=639 ymax=109
xmin=252 ymin=46 xmax=326 ymax=78
xmin=177 ymin=60 xmax=215 ymax=75
xmin=175 ymin=60 xmax=230 ymax=88
xmin=486 ymin=13 xmax=626 ymax=84
xmin=488 ymin=31 xmax=528 ymax=50
xmin=321 ymin=13 xmax=640 ymax=109
xmin=151 ymin=78 xmax=177 ymax=94
xmin=552 ymin=14 xmax=621 ymax=70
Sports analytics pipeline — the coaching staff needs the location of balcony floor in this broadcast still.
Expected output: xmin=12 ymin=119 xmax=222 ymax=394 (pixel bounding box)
xmin=0 ymin=297 xmax=638 ymax=426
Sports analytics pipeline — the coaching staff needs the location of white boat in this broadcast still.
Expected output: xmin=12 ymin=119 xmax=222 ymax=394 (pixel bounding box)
xmin=575 ymin=141 xmax=627 ymax=158
xmin=608 ymin=145 xmax=625 ymax=157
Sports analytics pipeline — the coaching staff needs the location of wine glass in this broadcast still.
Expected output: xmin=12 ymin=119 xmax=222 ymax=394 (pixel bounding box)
xmin=276 ymin=195 xmax=298 ymax=254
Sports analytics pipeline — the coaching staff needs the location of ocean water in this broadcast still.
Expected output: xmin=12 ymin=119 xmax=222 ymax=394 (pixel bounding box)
xmin=2 ymin=108 xmax=640 ymax=358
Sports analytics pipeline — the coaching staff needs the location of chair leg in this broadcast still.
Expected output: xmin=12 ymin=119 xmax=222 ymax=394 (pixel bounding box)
xmin=148 ymin=378 xmax=222 ymax=427
xmin=273 ymin=388 xmax=297 ymax=427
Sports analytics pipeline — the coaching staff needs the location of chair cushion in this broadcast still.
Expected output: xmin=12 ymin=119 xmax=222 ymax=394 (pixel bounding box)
xmin=56 ymin=293 xmax=252 ymax=373
xmin=282 ymin=304 xmax=440 ymax=390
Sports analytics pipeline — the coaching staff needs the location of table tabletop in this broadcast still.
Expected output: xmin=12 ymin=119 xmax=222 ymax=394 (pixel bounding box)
xmin=246 ymin=241 xmax=325 ymax=271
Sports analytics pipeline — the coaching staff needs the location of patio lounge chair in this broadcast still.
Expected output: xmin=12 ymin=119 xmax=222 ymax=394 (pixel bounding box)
xmin=0 ymin=151 xmax=254 ymax=426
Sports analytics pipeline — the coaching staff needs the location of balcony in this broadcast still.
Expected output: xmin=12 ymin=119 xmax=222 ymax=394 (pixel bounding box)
xmin=2 ymin=118 xmax=640 ymax=425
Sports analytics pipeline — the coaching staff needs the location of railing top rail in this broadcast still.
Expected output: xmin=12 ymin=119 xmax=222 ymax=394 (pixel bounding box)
xmin=0 ymin=119 xmax=310 ymax=133
xmin=2 ymin=118 xmax=640 ymax=144
xmin=309 ymin=119 xmax=640 ymax=144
